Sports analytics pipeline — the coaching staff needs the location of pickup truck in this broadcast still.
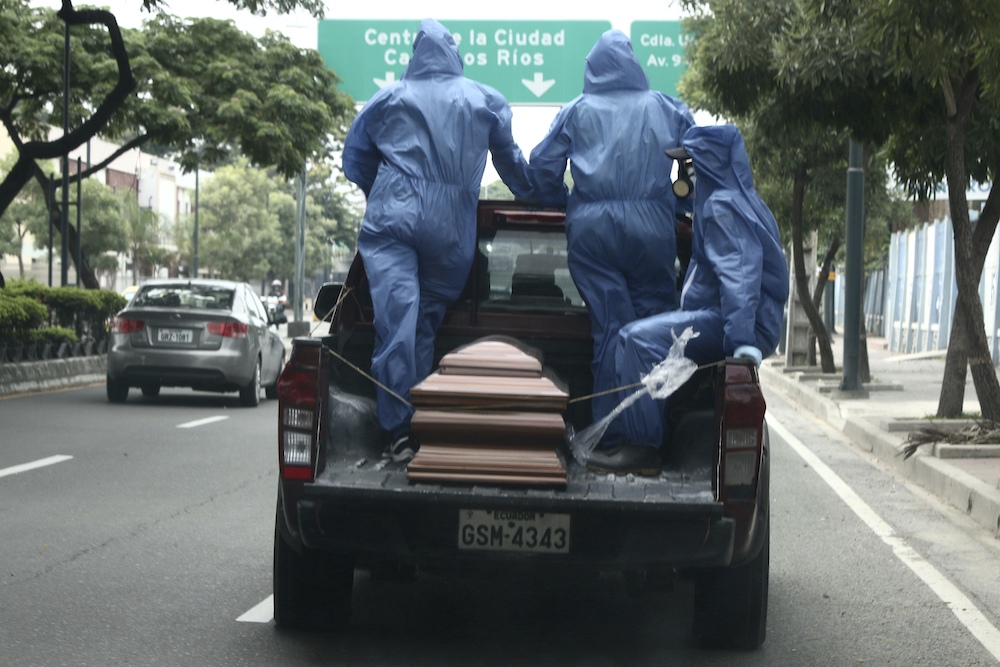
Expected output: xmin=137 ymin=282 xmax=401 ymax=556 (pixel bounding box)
xmin=273 ymin=200 xmax=770 ymax=649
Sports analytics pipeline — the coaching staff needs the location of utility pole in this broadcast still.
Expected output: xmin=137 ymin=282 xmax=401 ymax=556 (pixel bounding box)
xmin=840 ymin=140 xmax=865 ymax=393
xmin=294 ymin=166 xmax=307 ymax=326
xmin=193 ymin=160 xmax=200 ymax=277
xmin=60 ymin=20 xmax=70 ymax=287
xmin=75 ymin=157 xmax=82 ymax=287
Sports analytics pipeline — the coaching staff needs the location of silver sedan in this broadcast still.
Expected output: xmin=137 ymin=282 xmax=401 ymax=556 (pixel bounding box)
xmin=106 ymin=279 xmax=287 ymax=406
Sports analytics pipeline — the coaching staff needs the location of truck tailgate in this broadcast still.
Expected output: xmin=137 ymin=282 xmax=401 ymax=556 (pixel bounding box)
xmin=297 ymin=462 xmax=734 ymax=570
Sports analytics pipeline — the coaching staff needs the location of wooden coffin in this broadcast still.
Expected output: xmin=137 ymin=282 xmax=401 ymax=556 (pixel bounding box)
xmin=438 ymin=339 xmax=543 ymax=377
xmin=407 ymin=338 xmax=568 ymax=488
xmin=409 ymin=374 xmax=568 ymax=411
xmin=410 ymin=409 xmax=566 ymax=445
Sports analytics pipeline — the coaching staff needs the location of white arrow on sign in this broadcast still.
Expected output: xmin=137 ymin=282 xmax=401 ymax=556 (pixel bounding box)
xmin=374 ymin=71 xmax=398 ymax=88
xmin=521 ymin=72 xmax=555 ymax=98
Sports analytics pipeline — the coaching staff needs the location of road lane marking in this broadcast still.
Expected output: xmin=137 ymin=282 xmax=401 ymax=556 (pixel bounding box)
xmin=0 ymin=455 xmax=73 ymax=479
xmin=237 ymin=595 xmax=273 ymax=623
xmin=769 ymin=415 xmax=1000 ymax=661
xmin=177 ymin=416 xmax=230 ymax=429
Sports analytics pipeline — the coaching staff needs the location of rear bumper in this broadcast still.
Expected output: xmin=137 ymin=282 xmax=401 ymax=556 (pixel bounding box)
xmin=294 ymin=485 xmax=736 ymax=571
xmin=107 ymin=345 xmax=253 ymax=389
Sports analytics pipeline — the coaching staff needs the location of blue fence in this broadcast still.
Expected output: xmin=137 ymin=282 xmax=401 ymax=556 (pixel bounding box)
xmin=846 ymin=214 xmax=1000 ymax=364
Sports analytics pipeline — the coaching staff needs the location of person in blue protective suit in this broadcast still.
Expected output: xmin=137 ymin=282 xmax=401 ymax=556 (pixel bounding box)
xmin=526 ymin=29 xmax=697 ymax=436
xmin=342 ymin=18 xmax=536 ymax=463
xmin=587 ymin=123 xmax=790 ymax=475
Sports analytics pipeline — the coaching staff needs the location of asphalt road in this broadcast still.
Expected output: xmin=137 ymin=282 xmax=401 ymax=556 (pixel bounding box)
xmin=2 ymin=382 xmax=1000 ymax=666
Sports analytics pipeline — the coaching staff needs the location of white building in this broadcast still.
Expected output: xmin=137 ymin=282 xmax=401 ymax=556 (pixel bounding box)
xmin=1 ymin=129 xmax=204 ymax=291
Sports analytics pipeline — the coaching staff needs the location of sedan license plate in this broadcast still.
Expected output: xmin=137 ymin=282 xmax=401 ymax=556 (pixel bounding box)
xmin=157 ymin=328 xmax=193 ymax=344
xmin=458 ymin=509 xmax=569 ymax=553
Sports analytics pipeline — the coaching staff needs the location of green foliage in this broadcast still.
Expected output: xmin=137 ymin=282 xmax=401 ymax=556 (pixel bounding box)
xmin=0 ymin=153 xmax=50 ymax=275
xmin=76 ymin=179 xmax=130 ymax=260
xmin=0 ymin=293 xmax=48 ymax=346
xmin=197 ymin=158 xmax=280 ymax=281
xmin=679 ymin=0 xmax=943 ymax=266
xmin=135 ymin=0 xmax=326 ymax=19
xmin=29 ymin=326 xmax=78 ymax=346
xmin=114 ymin=15 xmax=355 ymax=179
xmin=1 ymin=0 xmax=356 ymax=236
xmin=0 ymin=279 xmax=124 ymax=345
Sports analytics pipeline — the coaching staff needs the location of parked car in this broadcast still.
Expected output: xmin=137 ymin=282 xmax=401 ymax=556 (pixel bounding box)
xmin=107 ymin=279 xmax=287 ymax=406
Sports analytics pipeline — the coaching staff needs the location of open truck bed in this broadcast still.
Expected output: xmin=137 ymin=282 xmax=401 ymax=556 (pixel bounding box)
xmin=273 ymin=200 xmax=770 ymax=649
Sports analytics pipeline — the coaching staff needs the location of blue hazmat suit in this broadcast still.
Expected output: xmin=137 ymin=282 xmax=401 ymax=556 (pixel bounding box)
xmin=606 ymin=124 xmax=790 ymax=449
xmin=526 ymin=29 xmax=697 ymax=431
xmin=342 ymin=18 xmax=535 ymax=436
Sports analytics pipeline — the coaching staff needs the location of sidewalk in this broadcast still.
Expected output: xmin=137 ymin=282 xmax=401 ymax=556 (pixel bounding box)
xmin=760 ymin=334 xmax=1000 ymax=537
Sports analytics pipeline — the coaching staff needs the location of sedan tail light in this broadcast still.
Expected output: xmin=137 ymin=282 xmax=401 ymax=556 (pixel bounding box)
xmin=112 ymin=317 xmax=145 ymax=333
xmin=207 ymin=321 xmax=249 ymax=338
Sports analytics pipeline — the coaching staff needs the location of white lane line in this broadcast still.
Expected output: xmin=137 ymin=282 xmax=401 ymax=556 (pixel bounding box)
xmin=177 ymin=416 xmax=230 ymax=429
xmin=237 ymin=595 xmax=273 ymax=623
xmin=769 ymin=416 xmax=1000 ymax=661
xmin=0 ymin=455 xmax=73 ymax=479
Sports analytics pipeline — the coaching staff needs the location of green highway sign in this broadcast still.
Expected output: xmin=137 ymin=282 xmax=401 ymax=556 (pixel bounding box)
xmin=317 ymin=20 xmax=611 ymax=105
xmin=629 ymin=21 xmax=690 ymax=98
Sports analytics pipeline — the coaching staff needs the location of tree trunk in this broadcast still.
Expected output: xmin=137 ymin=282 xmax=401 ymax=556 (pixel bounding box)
xmin=41 ymin=181 xmax=101 ymax=290
xmin=808 ymin=238 xmax=841 ymax=369
xmin=936 ymin=70 xmax=1000 ymax=420
xmin=791 ymin=165 xmax=836 ymax=372
xmin=937 ymin=310 xmax=970 ymax=416
xmin=0 ymin=2 xmax=136 ymax=218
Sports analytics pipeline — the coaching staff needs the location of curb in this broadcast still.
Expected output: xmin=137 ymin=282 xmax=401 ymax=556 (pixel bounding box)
xmin=0 ymin=357 xmax=106 ymax=397
xmin=760 ymin=361 xmax=1000 ymax=537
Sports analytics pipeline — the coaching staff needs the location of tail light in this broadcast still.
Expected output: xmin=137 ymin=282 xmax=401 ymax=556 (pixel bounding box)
xmin=277 ymin=340 xmax=324 ymax=481
xmin=718 ymin=362 xmax=766 ymax=501
xmin=207 ymin=321 xmax=249 ymax=338
xmin=112 ymin=317 xmax=145 ymax=333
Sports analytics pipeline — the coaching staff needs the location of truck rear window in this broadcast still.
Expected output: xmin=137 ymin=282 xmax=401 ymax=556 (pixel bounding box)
xmin=477 ymin=229 xmax=586 ymax=313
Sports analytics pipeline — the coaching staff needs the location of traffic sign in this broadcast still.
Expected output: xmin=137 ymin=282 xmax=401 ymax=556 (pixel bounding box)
xmin=317 ymin=20 xmax=611 ymax=105
xmin=629 ymin=21 xmax=690 ymax=98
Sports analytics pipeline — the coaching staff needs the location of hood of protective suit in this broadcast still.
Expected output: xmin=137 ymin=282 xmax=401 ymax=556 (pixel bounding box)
xmin=404 ymin=19 xmax=463 ymax=80
xmin=583 ymin=29 xmax=649 ymax=94
xmin=680 ymin=124 xmax=789 ymax=355
xmin=683 ymin=124 xmax=782 ymax=243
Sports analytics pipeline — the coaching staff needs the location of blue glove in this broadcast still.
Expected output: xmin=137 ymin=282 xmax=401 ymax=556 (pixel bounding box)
xmin=734 ymin=345 xmax=763 ymax=367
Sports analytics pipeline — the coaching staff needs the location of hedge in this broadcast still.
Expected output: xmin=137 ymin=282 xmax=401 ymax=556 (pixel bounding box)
xmin=0 ymin=279 xmax=125 ymax=348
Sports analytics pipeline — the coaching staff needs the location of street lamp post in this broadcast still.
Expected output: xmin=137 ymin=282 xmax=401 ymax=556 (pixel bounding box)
xmin=61 ymin=19 xmax=70 ymax=287
xmin=193 ymin=161 xmax=199 ymax=278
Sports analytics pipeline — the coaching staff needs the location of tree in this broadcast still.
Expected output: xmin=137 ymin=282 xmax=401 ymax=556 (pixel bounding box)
xmin=75 ymin=179 xmax=131 ymax=269
xmin=0 ymin=155 xmax=49 ymax=277
xmin=121 ymin=194 xmax=162 ymax=283
xmin=681 ymin=0 xmax=1000 ymax=418
xmin=767 ymin=0 xmax=1000 ymax=418
xmin=196 ymin=158 xmax=280 ymax=281
xmin=305 ymin=161 xmax=363 ymax=255
xmin=269 ymin=161 xmax=363 ymax=286
xmin=0 ymin=0 xmax=347 ymax=288
xmin=680 ymin=1 xmax=895 ymax=373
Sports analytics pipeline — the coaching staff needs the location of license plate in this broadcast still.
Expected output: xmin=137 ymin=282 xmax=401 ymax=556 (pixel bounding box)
xmin=157 ymin=328 xmax=193 ymax=343
xmin=458 ymin=509 xmax=569 ymax=553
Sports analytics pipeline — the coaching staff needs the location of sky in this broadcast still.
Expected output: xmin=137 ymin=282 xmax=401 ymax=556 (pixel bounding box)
xmin=33 ymin=0 xmax=695 ymax=183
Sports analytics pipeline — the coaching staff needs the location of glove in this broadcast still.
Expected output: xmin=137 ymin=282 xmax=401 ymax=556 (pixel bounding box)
xmin=734 ymin=345 xmax=763 ymax=368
